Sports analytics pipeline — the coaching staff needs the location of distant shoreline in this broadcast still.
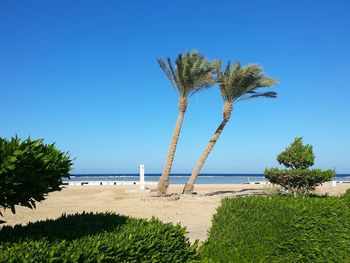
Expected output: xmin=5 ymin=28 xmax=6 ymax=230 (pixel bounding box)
xmin=63 ymin=173 xmax=350 ymax=185
xmin=70 ymin=173 xmax=350 ymax=176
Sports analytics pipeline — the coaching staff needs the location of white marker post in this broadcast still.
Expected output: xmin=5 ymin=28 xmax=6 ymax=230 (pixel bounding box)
xmin=140 ymin=164 xmax=145 ymax=190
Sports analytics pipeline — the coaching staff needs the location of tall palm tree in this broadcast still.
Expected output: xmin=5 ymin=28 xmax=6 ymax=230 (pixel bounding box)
xmin=157 ymin=51 xmax=217 ymax=196
xmin=182 ymin=61 xmax=277 ymax=194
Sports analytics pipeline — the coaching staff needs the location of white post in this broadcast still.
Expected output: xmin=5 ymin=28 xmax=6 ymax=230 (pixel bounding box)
xmin=140 ymin=164 xmax=145 ymax=190
xmin=332 ymin=180 xmax=337 ymax=187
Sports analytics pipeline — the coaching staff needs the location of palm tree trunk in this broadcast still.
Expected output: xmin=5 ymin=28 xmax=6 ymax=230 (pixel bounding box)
xmin=183 ymin=102 xmax=233 ymax=194
xmin=157 ymin=98 xmax=187 ymax=196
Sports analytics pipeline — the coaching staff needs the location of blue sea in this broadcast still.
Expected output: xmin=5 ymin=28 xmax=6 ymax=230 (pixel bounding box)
xmin=64 ymin=174 xmax=350 ymax=184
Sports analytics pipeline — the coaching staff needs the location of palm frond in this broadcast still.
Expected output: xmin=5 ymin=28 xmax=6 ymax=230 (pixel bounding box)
xmin=218 ymin=60 xmax=277 ymax=103
xmin=158 ymin=51 xmax=217 ymax=98
xmin=157 ymin=57 xmax=177 ymax=90
xmin=167 ymin=57 xmax=178 ymax=84
xmin=237 ymin=91 xmax=277 ymax=102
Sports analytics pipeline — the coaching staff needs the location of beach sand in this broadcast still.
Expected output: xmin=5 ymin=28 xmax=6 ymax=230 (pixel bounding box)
xmin=2 ymin=183 xmax=350 ymax=242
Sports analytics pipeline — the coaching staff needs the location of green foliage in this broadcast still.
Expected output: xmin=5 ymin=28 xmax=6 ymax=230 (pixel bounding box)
xmin=0 ymin=136 xmax=72 ymax=215
xmin=200 ymin=196 xmax=350 ymax=262
xmin=217 ymin=60 xmax=277 ymax=103
xmin=265 ymin=137 xmax=334 ymax=194
xmin=157 ymin=50 xmax=217 ymax=98
xmin=341 ymin=189 xmax=350 ymax=208
xmin=265 ymin=168 xmax=335 ymax=194
xmin=277 ymin=137 xmax=314 ymax=169
xmin=0 ymin=212 xmax=199 ymax=262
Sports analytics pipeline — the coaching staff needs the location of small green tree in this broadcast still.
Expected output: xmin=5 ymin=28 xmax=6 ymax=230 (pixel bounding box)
xmin=277 ymin=137 xmax=314 ymax=169
xmin=265 ymin=137 xmax=335 ymax=195
xmin=0 ymin=136 xmax=73 ymax=216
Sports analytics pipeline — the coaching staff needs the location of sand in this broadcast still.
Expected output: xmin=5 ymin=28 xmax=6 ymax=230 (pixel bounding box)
xmin=2 ymin=183 xmax=350 ymax=242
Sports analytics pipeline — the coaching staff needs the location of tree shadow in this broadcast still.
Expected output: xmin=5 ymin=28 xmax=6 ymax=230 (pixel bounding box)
xmin=0 ymin=212 xmax=129 ymax=243
xmin=205 ymin=188 xmax=264 ymax=196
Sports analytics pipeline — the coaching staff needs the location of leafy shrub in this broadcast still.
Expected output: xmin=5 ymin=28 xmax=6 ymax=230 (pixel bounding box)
xmin=201 ymin=196 xmax=350 ymax=262
xmin=265 ymin=137 xmax=335 ymax=194
xmin=0 ymin=212 xmax=199 ymax=262
xmin=0 ymin=136 xmax=72 ymax=215
xmin=265 ymin=168 xmax=334 ymax=193
xmin=341 ymin=189 xmax=350 ymax=208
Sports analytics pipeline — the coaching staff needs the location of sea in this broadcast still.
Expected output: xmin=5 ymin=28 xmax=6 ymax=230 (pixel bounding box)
xmin=63 ymin=174 xmax=350 ymax=184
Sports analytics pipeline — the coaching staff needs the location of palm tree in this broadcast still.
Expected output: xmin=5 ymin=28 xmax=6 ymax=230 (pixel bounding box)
xmin=157 ymin=51 xmax=217 ymax=196
xmin=182 ymin=61 xmax=277 ymax=194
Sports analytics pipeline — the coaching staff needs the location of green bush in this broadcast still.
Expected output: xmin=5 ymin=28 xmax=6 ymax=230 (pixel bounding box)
xmin=0 ymin=136 xmax=72 ymax=215
xmin=265 ymin=168 xmax=334 ymax=193
xmin=0 ymin=212 xmax=199 ymax=262
xmin=265 ymin=137 xmax=335 ymax=194
xmin=201 ymin=196 xmax=350 ymax=262
xmin=341 ymin=189 xmax=350 ymax=208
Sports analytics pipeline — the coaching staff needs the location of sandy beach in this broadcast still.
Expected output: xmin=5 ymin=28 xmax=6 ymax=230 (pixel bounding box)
xmin=2 ymin=183 xmax=350 ymax=242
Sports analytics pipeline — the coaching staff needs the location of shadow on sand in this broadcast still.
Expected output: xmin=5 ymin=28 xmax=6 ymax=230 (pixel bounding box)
xmin=0 ymin=212 xmax=128 ymax=243
xmin=205 ymin=188 xmax=265 ymax=196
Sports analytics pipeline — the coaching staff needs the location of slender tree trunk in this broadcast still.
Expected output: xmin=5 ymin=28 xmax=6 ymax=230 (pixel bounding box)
xmin=183 ymin=102 xmax=233 ymax=194
xmin=157 ymin=97 xmax=187 ymax=196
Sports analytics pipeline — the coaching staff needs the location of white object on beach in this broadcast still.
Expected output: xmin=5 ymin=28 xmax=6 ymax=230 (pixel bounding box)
xmin=140 ymin=164 xmax=145 ymax=190
xmin=332 ymin=180 xmax=337 ymax=187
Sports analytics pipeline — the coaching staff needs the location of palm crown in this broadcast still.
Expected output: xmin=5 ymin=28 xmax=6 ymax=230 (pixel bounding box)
xmin=218 ymin=61 xmax=277 ymax=103
xmin=157 ymin=51 xmax=217 ymax=98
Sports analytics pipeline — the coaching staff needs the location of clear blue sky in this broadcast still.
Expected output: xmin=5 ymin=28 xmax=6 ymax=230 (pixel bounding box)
xmin=1 ymin=0 xmax=349 ymax=174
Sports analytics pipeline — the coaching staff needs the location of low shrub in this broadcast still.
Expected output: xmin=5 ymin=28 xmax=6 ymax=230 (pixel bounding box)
xmin=201 ymin=196 xmax=350 ymax=262
xmin=341 ymin=189 xmax=350 ymax=208
xmin=0 ymin=212 xmax=199 ymax=262
xmin=265 ymin=168 xmax=334 ymax=193
xmin=0 ymin=136 xmax=72 ymax=215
